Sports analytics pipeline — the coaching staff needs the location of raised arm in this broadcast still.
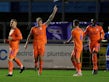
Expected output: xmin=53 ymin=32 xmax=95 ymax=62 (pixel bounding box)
xmin=45 ymin=5 xmax=58 ymax=26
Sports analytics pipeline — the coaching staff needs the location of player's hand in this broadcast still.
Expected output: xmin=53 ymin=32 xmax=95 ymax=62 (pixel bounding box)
xmin=63 ymin=41 xmax=69 ymax=44
xmin=8 ymin=36 xmax=13 ymax=40
xmin=54 ymin=5 xmax=58 ymax=13
xmin=4 ymin=39 xmax=8 ymax=43
xmin=98 ymin=38 xmax=102 ymax=43
xmin=24 ymin=44 xmax=28 ymax=50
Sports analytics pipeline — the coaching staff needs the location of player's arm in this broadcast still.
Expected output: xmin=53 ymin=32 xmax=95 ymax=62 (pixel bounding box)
xmin=4 ymin=39 xmax=9 ymax=43
xmin=98 ymin=26 xmax=105 ymax=43
xmin=102 ymin=33 xmax=108 ymax=42
xmin=100 ymin=26 xmax=105 ymax=40
xmin=83 ymin=26 xmax=89 ymax=37
xmin=24 ymin=29 xmax=32 ymax=49
xmin=45 ymin=5 xmax=58 ymax=26
xmin=64 ymin=36 xmax=73 ymax=44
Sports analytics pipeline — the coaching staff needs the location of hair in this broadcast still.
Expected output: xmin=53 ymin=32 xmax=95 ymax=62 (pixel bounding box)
xmin=73 ymin=19 xmax=79 ymax=26
xmin=11 ymin=19 xmax=17 ymax=22
xmin=36 ymin=17 xmax=42 ymax=22
xmin=91 ymin=19 xmax=96 ymax=23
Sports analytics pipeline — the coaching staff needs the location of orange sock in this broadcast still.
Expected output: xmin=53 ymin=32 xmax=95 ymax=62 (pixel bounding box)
xmin=72 ymin=61 xmax=78 ymax=72
xmin=14 ymin=58 xmax=23 ymax=68
xmin=39 ymin=61 xmax=43 ymax=74
xmin=8 ymin=61 xmax=13 ymax=74
xmin=92 ymin=54 xmax=98 ymax=70
xmin=77 ymin=63 xmax=81 ymax=73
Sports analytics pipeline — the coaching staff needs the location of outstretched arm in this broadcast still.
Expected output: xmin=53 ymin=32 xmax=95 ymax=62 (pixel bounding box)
xmin=45 ymin=5 xmax=58 ymax=26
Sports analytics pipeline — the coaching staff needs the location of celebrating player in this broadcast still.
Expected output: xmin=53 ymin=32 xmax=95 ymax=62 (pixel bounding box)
xmin=4 ymin=19 xmax=25 ymax=76
xmin=64 ymin=19 xmax=83 ymax=76
xmin=24 ymin=5 xmax=58 ymax=75
xmin=84 ymin=19 xmax=104 ymax=75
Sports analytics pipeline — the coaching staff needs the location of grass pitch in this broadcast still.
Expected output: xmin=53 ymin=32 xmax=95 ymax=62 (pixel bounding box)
xmin=0 ymin=69 xmax=109 ymax=82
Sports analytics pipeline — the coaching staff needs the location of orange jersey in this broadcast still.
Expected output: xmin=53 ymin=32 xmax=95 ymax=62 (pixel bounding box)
xmin=72 ymin=27 xmax=83 ymax=50
xmin=8 ymin=28 xmax=22 ymax=49
xmin=84 ymin=25 xmax=104 ymax=43
xmin=31 ymin=24 xmax=47 ymax=45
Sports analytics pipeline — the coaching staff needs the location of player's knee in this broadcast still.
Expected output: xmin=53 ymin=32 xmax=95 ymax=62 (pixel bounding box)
xmin=8 ymin=58 xmax=13 ymax=61
xmin=71 ymin=56 xmax=75 ymax=61
xmin=39 ymin=55 xmax=44 ymax=61
xmin=92 ymin=51 xmax=98 ymax=54
xmin=71 ymin=57 xmax=73 ymax=61
xmin=76 ymin=59 xmax=80 ymax=63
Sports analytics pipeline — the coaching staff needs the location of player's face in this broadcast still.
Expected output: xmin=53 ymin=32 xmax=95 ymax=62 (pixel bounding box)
xmin=91 ymin=19 xmax=96 ymax=26
xmin=37 ymin=20 xmax=43 ymax=27
xmin=10 ymin=20 xmax=17 ymax=28
xmin=73 ymin=22 xmax=76 ymax=27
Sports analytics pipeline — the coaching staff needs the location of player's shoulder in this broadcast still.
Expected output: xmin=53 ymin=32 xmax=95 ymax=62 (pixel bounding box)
xmin=79 ymin=28 xmax=84 ymax=32
xmin=77 ymin=27 xmax=84 ymax=33
xmin=72 ymin=27 xmax=78 ymax=33
xmin=97 ymin=25 xmax=102 ymax=28
xmin=43 ymin=23 xmax=46 ymax=26
xmin=31 ymin=26 xmax=36 ymax=30
xmin=13 ymin=28 xmax=21 ymax=34
xmin=15 ymin=27 xmax=21 ymax=32
xmin=96 ymin=25 xmax=103 ymax=30
xmin=86 ymin=25 xmax=91 ymax=28
xmin=42 ymin=23 xmax=47 ymax=28
xmin=72 ymin=28 xmax=76 ymax=32
xmin=78 ymin=27 xmax=83 ymax=30
xmin=84 ymin=25 xmax=90 ymax=31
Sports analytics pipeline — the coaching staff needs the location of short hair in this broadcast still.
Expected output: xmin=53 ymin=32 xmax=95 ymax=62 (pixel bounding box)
xmin=36 ymin=17 xmax=42 ymax=22
xmin=11 ymin=19 xmax=17 ymax=22
xmin=73 ymin=19 xmax=79 ymax=26
xmin=91 ymin=19 xmax=96 ymax=23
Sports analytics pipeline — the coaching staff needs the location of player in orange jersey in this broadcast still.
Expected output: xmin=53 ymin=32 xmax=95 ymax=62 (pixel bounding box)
xmin=24 ymin=5 xmax=58 ymax=75
xmin=84 ymin=19 xmax=104 ymax=75
xmin=64 ymin=19 xmax=83 ymax=76
xmin=4 ymin=19 xmax=25 ymax=76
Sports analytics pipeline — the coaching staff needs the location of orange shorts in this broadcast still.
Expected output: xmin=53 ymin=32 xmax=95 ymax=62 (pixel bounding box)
xmin=33 ymin=43 xmax=45 ymax=58
xmin=89 ymin=42 xmax=100 ymax=53
xmin=9 ymin=48 xmax=19 ymax=59
xmin=71 ymin=47 xmax=82 ymax=59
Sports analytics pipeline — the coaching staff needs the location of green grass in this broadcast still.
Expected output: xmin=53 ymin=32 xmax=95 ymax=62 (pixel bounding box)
xmin=0 ymin=69 xmax=109 ymax=82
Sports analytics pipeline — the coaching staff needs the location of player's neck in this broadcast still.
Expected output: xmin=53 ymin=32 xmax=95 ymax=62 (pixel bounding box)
xmin=91 ymin=24 xmax=96 ymax=27
xmin=11 ymin=26 xmax=17 ymax=29
xmin=75 ymin=26 xmax=79 ymax=28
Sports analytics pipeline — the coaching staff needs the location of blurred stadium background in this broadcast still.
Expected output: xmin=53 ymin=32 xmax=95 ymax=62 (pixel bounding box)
xmin=0 ymin=0 xmax=109 ymax=70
